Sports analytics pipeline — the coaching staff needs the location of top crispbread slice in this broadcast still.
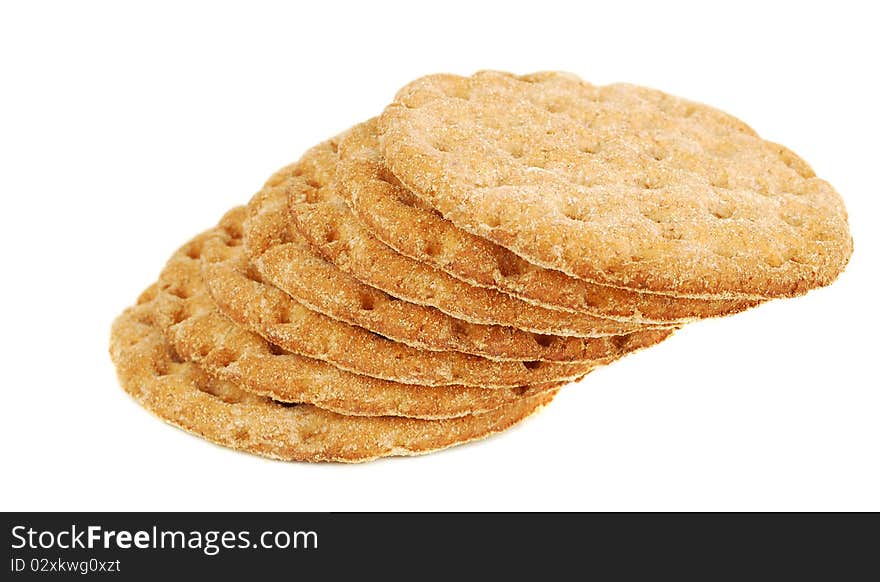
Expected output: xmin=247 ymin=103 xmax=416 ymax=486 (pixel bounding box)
xmin=378 ymin=71 xmax=852 ymax=299
xmin=338 ymin=119 xmax=761 ymax=322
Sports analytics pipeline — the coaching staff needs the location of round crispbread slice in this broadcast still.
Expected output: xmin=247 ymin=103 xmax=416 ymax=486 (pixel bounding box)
xmin=151 ymin=226 xmax=571 ymax=417
xmin=378 ymin=71 xmax=852 ymax=299
xmin=338 ymin=119 xmax=761 ymax=323
xmin=287 ymin=138 xmax=672 ymax=337
xmin=200 ymin=208 xmax=609 ymax=387
xmin=246 ymin=167 xmax=672 ymax=361
xmin=110 ymin=295 xmax=559 ymax=463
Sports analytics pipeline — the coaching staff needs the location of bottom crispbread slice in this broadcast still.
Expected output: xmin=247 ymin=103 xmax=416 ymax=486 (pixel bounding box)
xmin=110 ymin=296 xmax=559 ymax=463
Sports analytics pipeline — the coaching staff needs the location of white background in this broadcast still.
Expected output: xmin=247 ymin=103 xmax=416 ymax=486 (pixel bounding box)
xmin=1 ymin=1 xmax=877 ymax=511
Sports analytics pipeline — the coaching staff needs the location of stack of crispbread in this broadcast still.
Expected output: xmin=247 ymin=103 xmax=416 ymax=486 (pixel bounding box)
xmin=110 ymin=71 xmax=852 ymax=462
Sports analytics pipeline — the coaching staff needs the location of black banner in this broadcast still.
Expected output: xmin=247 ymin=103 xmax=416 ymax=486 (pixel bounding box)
xmin=2 ymin=513 xmax=876 ymax=578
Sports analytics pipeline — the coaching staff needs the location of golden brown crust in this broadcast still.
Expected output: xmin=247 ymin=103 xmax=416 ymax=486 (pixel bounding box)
xmin=110 ymin=295 xmax=558 ymax=463
xmin=288 ymin=139 xmax=673 ymax=337
xmin=339 ymin=119 xmax=761 ymax=322
xmin=246 ymin=168 xmax=673 ymax=361
xmin=378 ymin=71 xmax=852 ymax=298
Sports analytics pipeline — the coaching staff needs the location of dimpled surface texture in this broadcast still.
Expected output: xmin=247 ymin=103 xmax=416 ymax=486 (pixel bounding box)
xmin=289 ymin=139 xmax=672 ymax=336
xmin=247 ymin=165 xmax=671 ymax=359
xmin=110 ymin=293 xmax=558 ymax=462
xmin=339 ymin=119 xmax=761 ymax=322
xmin=151 ymin=223 xmax=567 ymax=419
xmin=200 ymin=208 xmax=603 ymax=387
xmin=378 ymin=71 xmax=852 ymax=298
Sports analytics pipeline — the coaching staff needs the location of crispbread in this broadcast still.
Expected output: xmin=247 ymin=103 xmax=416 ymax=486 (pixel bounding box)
xmin=378 ymin=71 xmax=852 ymax=299
xmin=247 ymin=169 xmax=673 ymax=361
xmin=110 ymin=294 xmax=558 ymax=462
xmin=200 ymin=209 xmax=608 ymax=387
xmin=338 ymin=119 xmax=761 ymax=323
xmin=157 ymin=229 xmax=596 ymax=402
xmin=287 ymin=139 xmax=672 ymax=337
xmin=149 ymin=232 xmax=565 ymax=419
